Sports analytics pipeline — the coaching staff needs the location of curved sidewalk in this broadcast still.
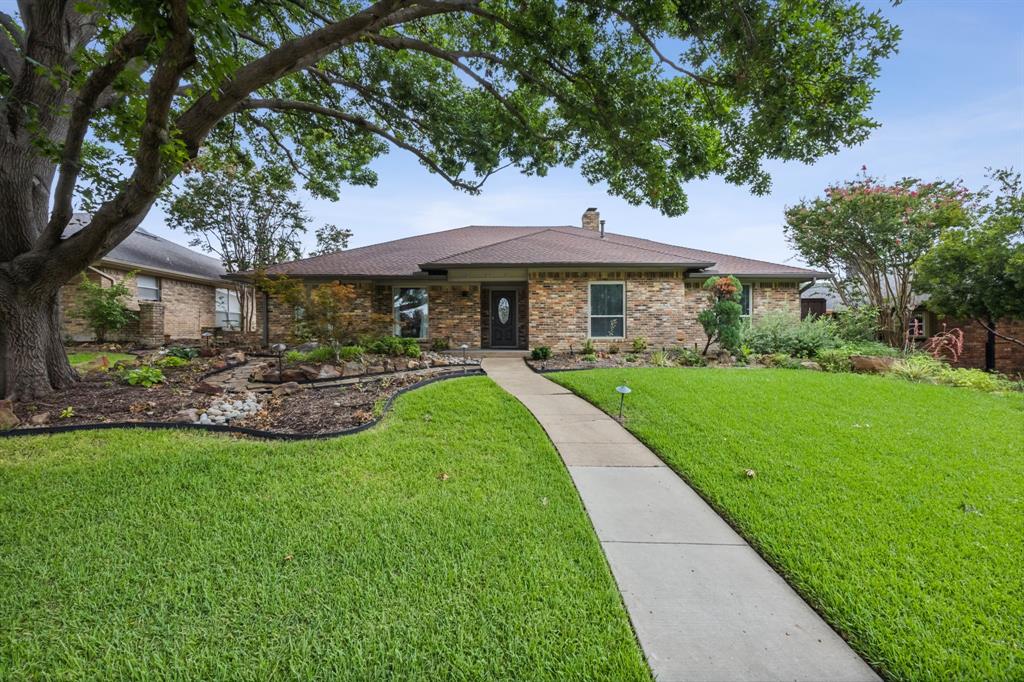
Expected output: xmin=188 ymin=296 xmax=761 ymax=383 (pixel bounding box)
xmin=483 ymin=358 xmax=878 ymax=682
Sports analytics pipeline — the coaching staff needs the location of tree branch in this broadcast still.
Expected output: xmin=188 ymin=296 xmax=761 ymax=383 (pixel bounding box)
xmin=0 ymin=11 xmax=23 ymax=77
xmin=975 ymin=319 xmax=1024 ymax=349
xmin=237 ymin=97 xmax=483 ymax=192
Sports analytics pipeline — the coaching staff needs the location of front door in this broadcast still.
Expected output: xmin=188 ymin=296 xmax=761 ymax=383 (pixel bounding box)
xmin=489 ymin=290 xmax=517 ymax=348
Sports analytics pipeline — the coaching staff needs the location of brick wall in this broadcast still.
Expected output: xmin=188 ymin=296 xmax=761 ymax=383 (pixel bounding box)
xmin=428 ymin=284 xmax=481 ymax=348
xmin=260 ymin=281 xmax=392 ymax=345
xmin=527 ymin=273 xmax=802 ymax=353
xmin=940 ymin=317 xmax=1024 ymax=376
xmin=59 ymin=267 xmax=217 ymax=342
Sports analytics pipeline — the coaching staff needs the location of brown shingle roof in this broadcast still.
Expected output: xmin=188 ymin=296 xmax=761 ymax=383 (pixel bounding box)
xmin=259 ymin=225 xmax=823 ymax=279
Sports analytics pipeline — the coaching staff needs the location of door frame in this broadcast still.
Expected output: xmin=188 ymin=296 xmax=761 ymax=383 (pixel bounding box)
xmin=489 ymin=288 xmax=519 ymax=348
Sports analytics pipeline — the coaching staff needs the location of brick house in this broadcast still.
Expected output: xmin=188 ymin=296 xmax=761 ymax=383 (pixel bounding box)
xmin=60 ymin=215 xmax=240 ymax=346
xmin=241 ymin=208 xmax=824 ymax=353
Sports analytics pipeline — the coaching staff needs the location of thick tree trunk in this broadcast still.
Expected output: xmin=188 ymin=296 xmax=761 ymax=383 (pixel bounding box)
xmin=0 ymin=279 xmax=79 ymax=401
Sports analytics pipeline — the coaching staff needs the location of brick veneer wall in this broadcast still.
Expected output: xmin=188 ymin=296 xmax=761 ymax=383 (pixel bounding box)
xmin=939 ymin=317 xmax=1024 ymax=376
xmin=260 ymin=281 xmax=389 ymax=344
xmin=428 ymin=284 xmax=481 ymax=348
xmin=528 ymin=272 xmax=803 ymax=353
xmin=59 ymin=267 xmax=218 ymax=342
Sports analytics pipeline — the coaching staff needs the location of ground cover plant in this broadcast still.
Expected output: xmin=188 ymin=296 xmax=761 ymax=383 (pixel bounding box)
xmin=0 ymin=378 xmax=649 ymax=680
xmin=66 ymin=351 xmax=137 ymax=367
xmin=551 ymin=368 xmax=1024 ymax=681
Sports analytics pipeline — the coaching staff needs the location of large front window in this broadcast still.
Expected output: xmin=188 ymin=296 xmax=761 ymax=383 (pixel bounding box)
xmin=589 ymin=282 xmax=625 ymax=338
xmin=215 ymin=288 xmax=242 ymax=330
xmin=740 ymin=284 xmax=752 ymax=318
xmin=394 ymin=287 xmax=428 ymax=339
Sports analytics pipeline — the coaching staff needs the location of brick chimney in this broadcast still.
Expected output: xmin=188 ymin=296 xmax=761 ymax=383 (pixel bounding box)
xmin=582 ymin=207 xmax=600 ymax=231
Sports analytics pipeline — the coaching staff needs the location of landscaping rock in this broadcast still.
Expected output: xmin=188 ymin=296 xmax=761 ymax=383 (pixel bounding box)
xmin=407 ymin=360 xmax=421 ymax=370
xmin=29 ymin=412 xmax=51 ymax=426
xmin=850 ymin=355 xmax=895 ymax=374
xmin=317 ymin=364 xmax=342 ymax=380
xmin=0 ymin=400 xmax=20 ymax=430
xmin=273 ymin=381 xmax=303 ymax=397
xmin=800 ymin=361 xmax=823 ymax=371
xmin=280 ymin=368 xmax=306 ymax=383
xmin=193 ymin=381 xmax=224 ymax=395
xmin=224 ymin=351 xmax=246 ymax=365
xmin=172 ymin=408 xmax=199 ymax=423
xmin=295 ymin=342 xmax=319 ymax=353
xmin=366 ymin=364 xmax=385 ymax=374
xmin=297 ymin=364 xmax=321 ymax=381
xmin=343 ymin=361 xmax=364 ymax=377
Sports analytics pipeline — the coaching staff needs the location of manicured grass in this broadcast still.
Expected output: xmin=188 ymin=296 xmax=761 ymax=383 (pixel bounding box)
xmin=0 ymin=377 xmax=649 ymax=680
xmin=66 ymin=350 xmax=136 ymax=367
xmin=551 ymin=368 xmax=1024 ymax=681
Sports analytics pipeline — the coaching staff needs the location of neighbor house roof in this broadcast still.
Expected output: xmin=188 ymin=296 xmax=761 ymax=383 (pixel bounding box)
xmin=257 ymin=224 xmax=824 ymax=280
xmin=66 ymin=214 xmax=226 ymax=283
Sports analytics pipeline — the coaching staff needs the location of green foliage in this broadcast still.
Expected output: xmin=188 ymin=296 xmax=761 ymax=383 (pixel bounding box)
xmin=284 ymin=350 xmax=305 ymax=364
xmin=303 ymin=346 xmax=339 ymax=364
xmin=430 ymin=338 xmax=450 ymax=352
xmin=530 ymin=346 xmax=552 ymax=361
xmin=784 ymin=172 xmax=973 ymax=343
xmin=552 ymin=369 xmax=1024 ymax=680
xmin=0 ymin=380 xmax=648 ymax=679
xmin=338 ymin=346 xmax=364 ymax=362
xmin=364 ymin=336 xmax=421 ymax=358
xmin=631 ymin=337 xmax=648 ymax=352
xmin=815 ymin=349 xmax=853 ymax=373
xmin=607 ymin=345 xmax=620 ymax=355
xmin=835 ymin=306 xmax=880 ymax=342
xmin=118 ymin=366 xmax=166 ymax=388
xmin=671 ymin=347 xmax=706 ymax=367
xmin=624 ymin=353 xmax=639 ymax=363
xmin=743 ymin=312 xmax=840 ymax=358
xmin=891 ymin=354 xmax=1015 ymax=392
xmin=59 ymin=406 xmax=75 ymax=419
xmin=581 ymin=353 xmax=598 ymax=363
xmin=155 ymin=356 xmax=188 ymax=368
xmin=916 ymin=169 xmax=1024 ymax=344
xmin=649 ymin=350 xmax=674 ymax=367
xmin=166 ymin=346 xmax=199 ymax=360
xmin=404 ymin=343 xmax=422 ymax=359
xmin=698 ymin=276 xmax=744 ymax=355
xmin=74 ymin=274 xmax=137 ymax=343
xmin=759 ymin=353 xmax=800 ymax=369
xmin=581 ymin=339 xmax=596 ymax=355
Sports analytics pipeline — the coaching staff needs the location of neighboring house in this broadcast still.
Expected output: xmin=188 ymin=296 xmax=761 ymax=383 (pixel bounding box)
xmin=800 ymin=280 xmax=1024 ymax=374
xmin=240 ymin=208 xmax=825 ymax=353
xmin=60 ymin=214 xmax=240 ymax=345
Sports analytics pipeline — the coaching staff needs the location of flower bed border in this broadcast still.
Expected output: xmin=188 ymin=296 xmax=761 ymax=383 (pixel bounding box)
xmin=1 ymin=369 xmax=486 ymax=441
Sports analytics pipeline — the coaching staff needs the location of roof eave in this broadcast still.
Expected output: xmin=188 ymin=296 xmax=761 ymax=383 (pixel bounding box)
xmin=420 ymin=261 xmax=717 ymax=270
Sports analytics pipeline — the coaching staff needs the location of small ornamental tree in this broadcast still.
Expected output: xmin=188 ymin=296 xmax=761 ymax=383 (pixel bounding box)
xmin=698 ymin=275 xmax=743 ymax=355
xmin=915 ymin=169 xmax=1024 ymax=362
xmin=74 ymin=274 xmax=137 ymax=343
xmin=784 ymin=171 xmax=972 ymax=345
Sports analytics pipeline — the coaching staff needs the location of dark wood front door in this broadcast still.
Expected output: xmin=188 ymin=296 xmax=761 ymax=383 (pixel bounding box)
xmin=489 ymin=290 xmax=517 ymax=348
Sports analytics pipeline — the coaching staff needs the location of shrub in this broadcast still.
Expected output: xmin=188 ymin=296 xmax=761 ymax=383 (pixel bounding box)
xmin=816 ymin=349 xmax=853 ymax=373
xmin=672 ymin=347 xmax=706 ymax=367
xmin=582 ymin=353 xmax=597 ymax=362
xmin=119 ymin=366 xmax=165 ymax=388
xmin=363 ymin=336 xmax=419 ymax=357
xmin=284 ymin=350 xmax=305 ymax=363
xmin=890 ymin=354 xmax=946 ymax=382
xmin=431 ymin=338 xmax=450 ymax=351
xmin=624 ymin=353 xmax=638 ymax=363
xmin=649 ymin=350 xmax=674 ymax=367
xmin=74 ymin=274 xmax=137 ymax=343
xmin=167 ymin=345 xmax=199 ymax=360
xmin=608 ymin=344 xmax=620 ymax=355
xmin=941 ymin=368 xmax=1009 ymax=392
xmin=404 ymin=342 xmax=422 ymax=359
xmin=338 ymin=345 xmax=364 ymax=362
xmin=891 ymin=354 xmax=1014 ymax=392
xmin=631 ymin=337 xmax=648 ymax=352
xmin=581 ymin=339 xmax=596 ymax=355
xmin=743 ymin=312 xmax=840 ymax=358
xmin=303 ymin=346 xmax=338 ymax=364
xmin=156 ymin=356 xmax=188 ymax=368
xmin=698 ymin=276 xmax=743 ymax=355
xmin=835 ymin=305 xmax=880 ymax=342
xmin=530 ymin=346 xmax=552 ymax=361
xmin=760 ymin=352 xmax=800 ymax=369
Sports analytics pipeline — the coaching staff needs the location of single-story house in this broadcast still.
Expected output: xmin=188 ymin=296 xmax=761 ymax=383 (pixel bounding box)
xmin=801 ymin=281 xmax=1024 ymax=374
xmin=60 ymin=214 xmax=241 ymax=345
xmin=242 ymin=208 xmax=825 ymax=353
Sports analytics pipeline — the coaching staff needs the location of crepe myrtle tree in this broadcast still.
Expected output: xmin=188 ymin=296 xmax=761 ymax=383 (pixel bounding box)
xmin=0 ymin=0 xmax=899 ymax=399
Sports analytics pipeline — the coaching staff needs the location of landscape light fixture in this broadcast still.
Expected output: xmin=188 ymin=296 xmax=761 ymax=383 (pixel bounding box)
xmin=615 ymin=384 xmax=632 ymax=421
xmin=460 ymin=343 xmax=469 ymax=372
xmin=270 ymin=343 xmax=287 ymax=379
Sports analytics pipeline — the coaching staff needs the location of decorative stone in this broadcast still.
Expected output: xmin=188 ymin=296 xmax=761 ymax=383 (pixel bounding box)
xmin=251 ymin=368 xmax=280 ymax=383
xmin=172 ymin=408 xmax=199 ymax=423
xmin=317 ymin=365 xmax=341 ymax=379
xmin=850 ymin=355 xmax=895 ymax=374
xmin=280 ymin=368 xmax=306 ymax=383
xmin=225 ymin=351 xmax=246 ymax=364
xmin=407 ymin=360 xmax=420 ymax=370
xmin=272 ymin=381 xmax=302 ymax=397
xmin=343 ymin=361 xmax=363 ymax=377
xmin=193 ymin=381 xmax=224 ymax=395
xmin=366 ymin=365 xmax=385 ymax=374
xmin=799 ymin=361 xmax=823 ymax=371
xmin=297 ymin=364 xmax=321 ymax=380
xmin=29 ymin=411 xmax=50 ymax=426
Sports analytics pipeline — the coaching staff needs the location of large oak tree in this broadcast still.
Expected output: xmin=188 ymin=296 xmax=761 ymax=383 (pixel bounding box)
xmin=0 ymin=0 xmax=898 ymax=399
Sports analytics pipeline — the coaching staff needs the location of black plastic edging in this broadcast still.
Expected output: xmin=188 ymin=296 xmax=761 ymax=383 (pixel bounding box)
xmin=0 ymin=369 xmax=486 ymax=442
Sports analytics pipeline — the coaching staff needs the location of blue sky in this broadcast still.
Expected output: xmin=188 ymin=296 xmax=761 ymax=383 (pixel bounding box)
xmin=128 ymin=1 xmax=1022 ymax=266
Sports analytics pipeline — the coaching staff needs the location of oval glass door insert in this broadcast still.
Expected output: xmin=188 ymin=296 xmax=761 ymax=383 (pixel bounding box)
xmin=498 ymin=297 xmax=510 ymax=324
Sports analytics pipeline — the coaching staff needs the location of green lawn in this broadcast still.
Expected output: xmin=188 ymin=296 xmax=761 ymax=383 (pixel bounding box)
xmin=0 ymin=377 xmax=648 ymax=680
xmin=66 ymin=350 xmax=137 ymax=367
xmin=551 ymin=368 xmax=1024 ymax=681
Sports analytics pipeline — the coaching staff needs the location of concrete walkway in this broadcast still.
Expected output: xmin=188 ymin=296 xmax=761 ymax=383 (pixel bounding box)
xmin=483 ymin=358 xmax=878 ymax=682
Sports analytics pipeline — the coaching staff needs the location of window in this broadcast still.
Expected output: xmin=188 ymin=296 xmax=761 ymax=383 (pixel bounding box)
xmin=394 ymin=287 xmax=428 ymax=339
xmin=740 ymin=284 xmax=752 ymax=318
xmin=908 ymin=312 xmax=928 ymax=339
xmin=589 ymin=282 xmax=625 ymax=338
xmin=215 ymin=288 xmax=242 ymax=330
xmin=136 ymin=274 xmax=161 ymax=301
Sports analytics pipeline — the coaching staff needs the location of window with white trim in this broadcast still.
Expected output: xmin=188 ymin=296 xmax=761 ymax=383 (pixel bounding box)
xmin=908 ymin=311 xmax=928 ymax=339
xmin=740 ymin=284 xmax=752 ymax=318
xmin=136 ymin=274 xmax=161 ymax=301
xmin=394 ymin=287 xmax=428 ymax=339
xmin=215 ymin=288 xmax=242 ymax=330
xmin=589 ymin=282 xmax=625 ymax=338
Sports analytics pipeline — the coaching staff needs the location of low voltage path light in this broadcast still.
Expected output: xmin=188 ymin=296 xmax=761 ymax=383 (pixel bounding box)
xmin=615 ymin=384 xmax=632 ymax=421
xmin=460 ymin=343 xmax=469 ymax=364
xmin=270 ymin=343 xmax=287 ymax=380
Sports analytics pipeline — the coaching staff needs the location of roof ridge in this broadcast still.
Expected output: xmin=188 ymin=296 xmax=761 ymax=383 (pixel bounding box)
xmin=422 ymin=227 xmax=555 ymax=264
xmin=549 ymin=226 xmax=716 ymax=263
